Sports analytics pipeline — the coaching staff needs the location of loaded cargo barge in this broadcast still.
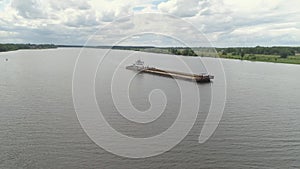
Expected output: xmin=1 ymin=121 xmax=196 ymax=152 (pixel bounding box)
xmin=126 ymin=60 xmax=214 ymax=83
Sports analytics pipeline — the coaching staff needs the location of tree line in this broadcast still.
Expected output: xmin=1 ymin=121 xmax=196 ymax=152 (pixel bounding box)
xmin=0 ymin=43 xmax=57 ymax=52
xmin=168 ymin=47 xmax=198 ymax=56
xmin=217 ymin=46 xmax=300 ymax=58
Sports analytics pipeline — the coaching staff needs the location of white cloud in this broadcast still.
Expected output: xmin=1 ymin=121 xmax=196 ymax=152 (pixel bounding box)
xmin=11 ymin=0 xmax=46 ymax=19
xmin=158 ymin=0 xmax=200 ymax=17
xmin=0 ymin=0 xmax=299 ymax=46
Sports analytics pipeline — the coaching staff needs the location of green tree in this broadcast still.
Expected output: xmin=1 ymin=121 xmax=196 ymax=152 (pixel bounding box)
xmin=240 ymin=52 xmax=245 ymax=59
xmin=280 ymin=52 xmax=288 ymax=58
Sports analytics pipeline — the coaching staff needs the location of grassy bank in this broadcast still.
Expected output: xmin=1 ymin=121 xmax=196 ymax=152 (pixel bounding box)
xmin=219 ymin=53 xmax=300 ymax=64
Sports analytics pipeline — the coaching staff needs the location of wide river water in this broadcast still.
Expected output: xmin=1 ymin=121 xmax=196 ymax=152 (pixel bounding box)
xmin=0 ymin=48 xmax=300 ymax=168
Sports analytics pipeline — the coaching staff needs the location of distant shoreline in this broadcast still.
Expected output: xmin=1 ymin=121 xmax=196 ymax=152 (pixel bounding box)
xmin=1 ymin=43 xmax=300 ymax=65
xmin=108 ymin=46 xmax=300 ymax=65
xmin=0 ymin=43 xmax=57 ymax=53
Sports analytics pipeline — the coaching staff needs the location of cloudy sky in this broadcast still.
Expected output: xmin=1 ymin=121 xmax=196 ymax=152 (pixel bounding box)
xmin=0 ymin=0 xmax=299 ymax=47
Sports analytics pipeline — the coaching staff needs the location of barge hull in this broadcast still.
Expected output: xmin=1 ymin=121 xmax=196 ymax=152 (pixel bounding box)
xmin=126 ymin=66 xmax=212 ymax=83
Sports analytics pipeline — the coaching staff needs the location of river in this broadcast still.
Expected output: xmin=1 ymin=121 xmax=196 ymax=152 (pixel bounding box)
xmin=0 ymin=48 xmax=299 ymax=168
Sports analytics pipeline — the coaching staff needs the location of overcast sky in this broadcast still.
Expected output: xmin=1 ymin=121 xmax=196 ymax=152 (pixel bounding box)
xmin=0 ymin=0 xmax=299 ymax=47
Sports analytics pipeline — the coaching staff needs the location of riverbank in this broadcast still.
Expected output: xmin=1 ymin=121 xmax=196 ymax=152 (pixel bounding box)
xmin=113 ymin=46 xmax=300 ymax=65
xmin=217 ymin=46 xmax=300 ymax=64
xmin=0 ymin=43 xmax=57 ymax=52
xmin=2 ymin=44 xmax=300 ymax=65
xmin=219 ymin=53 xmax=300 ymax=65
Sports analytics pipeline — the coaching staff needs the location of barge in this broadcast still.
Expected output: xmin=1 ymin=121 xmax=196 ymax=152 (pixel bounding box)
xmin=126 ymin=60 xmax=214 ymax=83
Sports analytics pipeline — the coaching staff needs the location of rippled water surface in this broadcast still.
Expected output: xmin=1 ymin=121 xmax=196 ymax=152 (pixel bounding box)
xmin=0 ymin=48 xmax=300 ymax=168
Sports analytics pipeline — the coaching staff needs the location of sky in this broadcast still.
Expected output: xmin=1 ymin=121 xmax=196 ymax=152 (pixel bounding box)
xmin=0 ymin=0 xmax=300 ymax=47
